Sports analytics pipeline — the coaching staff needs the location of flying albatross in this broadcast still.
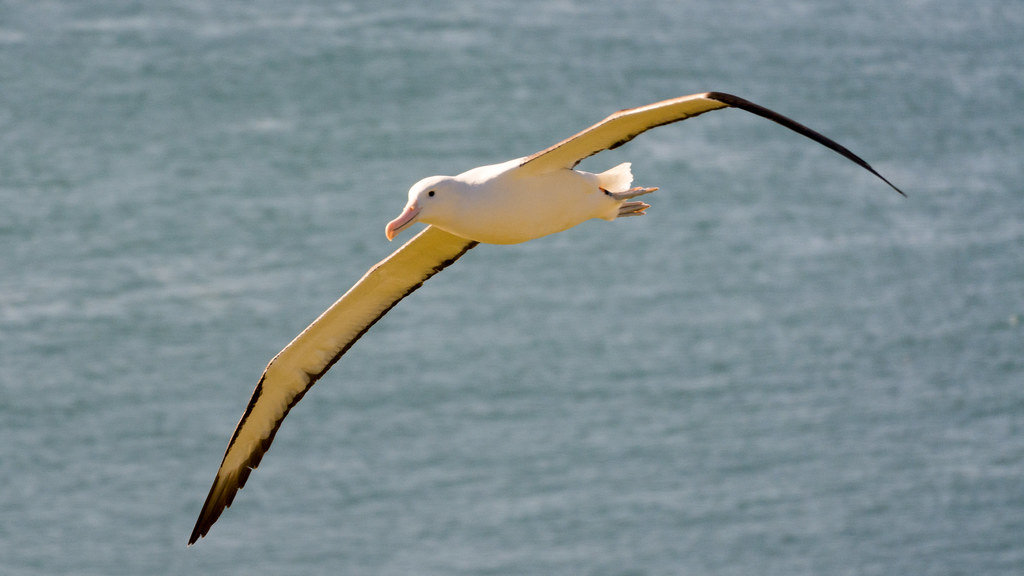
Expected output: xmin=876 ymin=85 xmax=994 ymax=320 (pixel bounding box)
xmin=188 ymin=91 xmax=904 ymax=544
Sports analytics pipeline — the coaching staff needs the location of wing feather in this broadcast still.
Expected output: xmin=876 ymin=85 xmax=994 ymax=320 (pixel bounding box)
xmin=520 ymin=92 xmax=728 ymax=172
xmin=520 ymin=91 xmax=904 ymax=195
xmin=189 ymin=226 xmax=478 ymax=544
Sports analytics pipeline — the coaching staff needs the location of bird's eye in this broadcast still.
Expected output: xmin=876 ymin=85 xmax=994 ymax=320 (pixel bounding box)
xmin=427 ymin=190 xmax=435 ymax=197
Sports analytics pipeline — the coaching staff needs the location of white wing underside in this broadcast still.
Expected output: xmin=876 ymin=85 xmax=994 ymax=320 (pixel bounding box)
xmin=519 ymin=92 xmax=730 ymax=172
xmin=520 ymin=91 xmax=903 ymax=195
xmin=189 ymin=226 xmax=477 ymax=544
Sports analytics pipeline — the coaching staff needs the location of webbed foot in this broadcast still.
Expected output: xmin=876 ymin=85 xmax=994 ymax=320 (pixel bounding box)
xmin=617 ymin=200 xmax=650 ymax=217
xmin=607 ymin=186 xmax=657 ymax=217
xmin=607 ymin=186 xmax=658 ymax=201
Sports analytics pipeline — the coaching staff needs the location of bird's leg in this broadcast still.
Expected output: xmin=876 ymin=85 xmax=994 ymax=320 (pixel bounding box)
xmin=606 ymin=186 xmax=657 ymax=217
xmin=617 ymin=201 xmax=650 ymax=217
xmin=606 ymin=186 xmax=658 ymax=201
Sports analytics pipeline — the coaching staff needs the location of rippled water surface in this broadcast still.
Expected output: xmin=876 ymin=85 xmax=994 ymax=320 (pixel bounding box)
xmin=1 ymin=1 xmax=1022 ymax=574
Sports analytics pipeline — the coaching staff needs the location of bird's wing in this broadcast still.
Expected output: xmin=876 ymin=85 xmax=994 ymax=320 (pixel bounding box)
xmin=520 ymin=91 xmax=904 ymax=195
xmin=189 ymin=225 xmax=478 ymax=545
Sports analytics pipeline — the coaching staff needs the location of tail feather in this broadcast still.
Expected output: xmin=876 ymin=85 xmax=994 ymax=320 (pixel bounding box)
xmin=597 ymin=162 xmax=633 ymax=193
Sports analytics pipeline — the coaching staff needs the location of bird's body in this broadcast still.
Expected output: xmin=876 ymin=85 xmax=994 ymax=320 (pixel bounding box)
xmin=398 ymin=158 xmax=641 ymax=244
xmin=189 ymin=91 xmax=904 ymax=545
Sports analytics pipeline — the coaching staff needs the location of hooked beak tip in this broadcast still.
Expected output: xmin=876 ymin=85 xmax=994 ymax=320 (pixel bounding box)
xmin=385 ymin=206 xmax=419 ymax=241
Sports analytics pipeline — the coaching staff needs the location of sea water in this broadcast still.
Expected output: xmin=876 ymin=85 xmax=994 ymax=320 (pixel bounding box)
xmin=1 ymin=1 xmax=1021 ymax=574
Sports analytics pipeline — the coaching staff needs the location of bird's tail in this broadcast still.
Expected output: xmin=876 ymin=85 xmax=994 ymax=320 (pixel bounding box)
xmin=597 ymin=162 xmax=633 ymax=193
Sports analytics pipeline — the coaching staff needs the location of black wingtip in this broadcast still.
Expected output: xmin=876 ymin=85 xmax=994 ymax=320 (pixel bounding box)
xmin=705 ymin=92 xmax=906 ymax=197
xmin=187 ymin=500 xmax=217 ymax=546
xmin=188 ymin=522 xmax=203 ymax=546
xmin=187 ymin=466 xmax=250 ymax=547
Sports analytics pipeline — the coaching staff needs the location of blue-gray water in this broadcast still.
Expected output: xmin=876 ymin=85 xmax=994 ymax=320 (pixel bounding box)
xmin=2 ymin=1 xmax=1022 ymax=574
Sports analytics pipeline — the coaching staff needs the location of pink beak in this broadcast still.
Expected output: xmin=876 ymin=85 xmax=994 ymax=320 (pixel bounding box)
xmin=385 ymin=205 xmax=420 ymax=241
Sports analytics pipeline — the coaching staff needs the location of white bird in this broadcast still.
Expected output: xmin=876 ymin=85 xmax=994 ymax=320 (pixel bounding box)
xmin=188 ymin=91 xmax=903 ymax=545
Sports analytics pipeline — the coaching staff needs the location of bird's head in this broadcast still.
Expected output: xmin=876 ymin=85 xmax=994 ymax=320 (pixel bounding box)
xmin=385 ymin=175 xmax=464 ymax=241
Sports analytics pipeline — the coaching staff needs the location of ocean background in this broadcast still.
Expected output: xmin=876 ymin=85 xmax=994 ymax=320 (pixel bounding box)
xmin=2 ymin=1 xmax=1021 ymax=574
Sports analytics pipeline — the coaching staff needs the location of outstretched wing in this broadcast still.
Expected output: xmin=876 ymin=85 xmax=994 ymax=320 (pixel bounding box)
xmin=189 ymin=226 xmax=478 ymax=545
xmin=520 ymin=91 xmax=904 ymax=196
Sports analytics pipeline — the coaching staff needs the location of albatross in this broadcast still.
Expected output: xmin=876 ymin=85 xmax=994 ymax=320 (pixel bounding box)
xmin=188 ymin=91 xmax=903 ymax=544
